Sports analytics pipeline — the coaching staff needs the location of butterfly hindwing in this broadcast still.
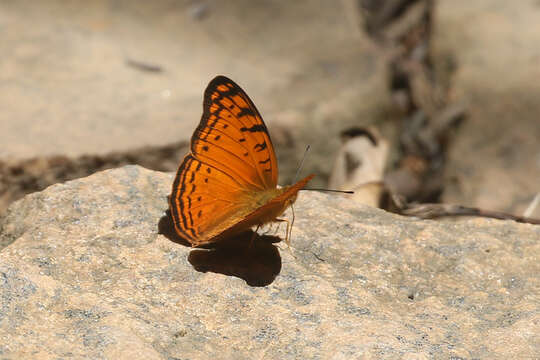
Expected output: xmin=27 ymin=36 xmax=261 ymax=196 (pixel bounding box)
xmin=169 ymin=154 xmax=255 ymax=244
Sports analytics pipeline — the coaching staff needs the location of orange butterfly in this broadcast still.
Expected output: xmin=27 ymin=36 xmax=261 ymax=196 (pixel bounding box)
xmin=169 ymin=76 xmax=314 ymax=247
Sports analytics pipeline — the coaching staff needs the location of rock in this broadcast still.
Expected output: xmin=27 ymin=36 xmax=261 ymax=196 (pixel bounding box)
xmin=1 ymin=165 xmax=539 ymax=358
xmin=0 ymin=1 xmax=384 ymax=161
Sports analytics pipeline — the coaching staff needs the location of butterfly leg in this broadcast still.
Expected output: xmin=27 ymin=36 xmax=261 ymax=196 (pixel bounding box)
xmin=249 ymin=225 xmax=261 ymax=249
xmin=276 ymin=203 xmax=296 ymax=246
xmin=261 ymin=222 xmax=275 ymax=236
xmin=274 ymin=218 xmax=291 ymax=246
xmin=274 ymin=218 xmax=297 ymax=259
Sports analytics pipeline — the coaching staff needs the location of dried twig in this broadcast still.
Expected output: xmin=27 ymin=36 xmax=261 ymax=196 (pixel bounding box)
xmin=392 ymin=196 xmax=540 ymax=225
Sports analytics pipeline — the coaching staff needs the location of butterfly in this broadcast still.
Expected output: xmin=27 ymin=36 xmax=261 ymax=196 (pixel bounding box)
xmin=169 ymin=75 xmax=314 ymax=247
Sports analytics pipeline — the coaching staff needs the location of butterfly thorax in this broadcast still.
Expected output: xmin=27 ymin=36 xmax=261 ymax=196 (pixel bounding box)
xmin=249 ymin=186 xmax=296 ymax=223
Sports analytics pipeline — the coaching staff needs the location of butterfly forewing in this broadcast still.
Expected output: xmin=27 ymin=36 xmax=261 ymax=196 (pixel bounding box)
xmin=191 ymin=76 xmax=278 ymax=190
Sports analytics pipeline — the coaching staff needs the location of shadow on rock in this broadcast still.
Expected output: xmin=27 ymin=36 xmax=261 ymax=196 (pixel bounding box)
xmin=189 ymin=232 xmax=282 ymax=287
xmin=158 ymin=211 xmax=282 ymax=287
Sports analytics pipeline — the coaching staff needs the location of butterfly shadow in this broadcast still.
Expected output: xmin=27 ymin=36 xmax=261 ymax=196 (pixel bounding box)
xmin=158 ymin=211 xmax=282 ymax=287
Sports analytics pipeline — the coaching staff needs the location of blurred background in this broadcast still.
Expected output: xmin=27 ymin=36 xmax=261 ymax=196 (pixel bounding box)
xmin=1 ymin=0 xmax=539 ymax=219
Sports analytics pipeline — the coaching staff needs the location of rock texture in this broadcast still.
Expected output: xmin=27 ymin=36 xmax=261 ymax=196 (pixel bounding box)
xmin=1 ymin=166 xmax=539 ymax=359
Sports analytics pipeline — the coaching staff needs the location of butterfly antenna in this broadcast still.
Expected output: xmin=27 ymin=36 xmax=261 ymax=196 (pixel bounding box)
xmin=293 ymin=145 xmax=311 ymax=183
xmin=303 ymin=188 xmax=354 ymax=194
xmin=293 ymin=144 xmax=354 ymax=194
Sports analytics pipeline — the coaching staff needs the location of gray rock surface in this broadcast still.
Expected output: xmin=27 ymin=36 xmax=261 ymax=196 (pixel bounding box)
xmin=1 ymin=165 xmax=539 ymax=359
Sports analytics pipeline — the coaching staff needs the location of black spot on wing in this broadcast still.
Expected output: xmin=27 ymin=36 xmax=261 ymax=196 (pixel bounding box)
xmin=254 ymin=141 xmax=267 ymax=152
xmin=220 ymin=83 xmax=240 ymax=96
xmin=240 ymin=124 xmax=266 ymax=133
xmin=237 ymin=107 xmax=256 ymax=117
